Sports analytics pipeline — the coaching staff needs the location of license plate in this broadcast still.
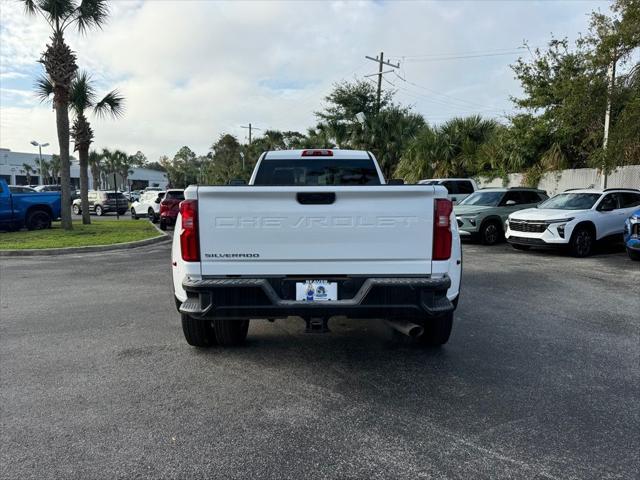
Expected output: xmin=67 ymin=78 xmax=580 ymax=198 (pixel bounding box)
xmin=295 ymin=280 xmax=337 ymax=302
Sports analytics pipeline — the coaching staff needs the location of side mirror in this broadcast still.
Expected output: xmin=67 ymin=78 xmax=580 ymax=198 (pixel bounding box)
xmin=155 ymin=198 xmax=161 ymax=204
xmin=506 ymin=200 xmax=516 ymax=206
xmin=599 ymin=204 xmax=615 ymax=212
xmin=229 ymin=179 xmax=247 ymax=186
xmin=387 ymin=179 xmax=404 ymax=185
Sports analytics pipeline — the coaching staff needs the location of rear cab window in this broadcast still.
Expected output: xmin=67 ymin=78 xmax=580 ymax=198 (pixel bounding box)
xmin=253 ymin=159 xmax=381 ymax=186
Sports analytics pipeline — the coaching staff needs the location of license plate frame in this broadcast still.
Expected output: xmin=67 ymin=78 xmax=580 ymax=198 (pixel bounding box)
xmin=295 ymin=280 xmax=338 ymax=302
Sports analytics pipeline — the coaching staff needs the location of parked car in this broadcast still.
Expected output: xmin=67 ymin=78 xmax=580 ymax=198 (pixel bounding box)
xmin=35 ymin=184 xmax=80 ymax=202
xmin=9 ymin=185 xmax=38 ymax=194
xmin=34 ymin=184 xmax=60 ymax=193
xmin=126 ymin=190 xmax=141 ymax=202
xmin=623 ymin=208 xmax=640 ymax=260
xmin=418 ymin=178 xmax=477 ymax=204
xmin=159 ymin=189 xmax=184 ymax=230
xmin=172 ymin=149 xmax=461 ymax=348
xmin=455 ymin=188 xmax=548 ymax=245
xmin=72 ymin=190 xmax=128 ymax=216
xmin=505 ymin=188 xmax=640 ymax=257
xmin=131 ymin=190 xmax=165 ymax=222
xmin=0 ymin=178 xmax=61 ymax=230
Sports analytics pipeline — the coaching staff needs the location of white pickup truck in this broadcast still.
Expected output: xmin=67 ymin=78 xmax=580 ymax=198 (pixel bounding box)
xmin=172 ymin=149 xmax=462 ymax=348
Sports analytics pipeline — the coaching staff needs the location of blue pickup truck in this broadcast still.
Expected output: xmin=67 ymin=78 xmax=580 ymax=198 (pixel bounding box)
xmin=0 ymin=179 xmax=62 ymax=230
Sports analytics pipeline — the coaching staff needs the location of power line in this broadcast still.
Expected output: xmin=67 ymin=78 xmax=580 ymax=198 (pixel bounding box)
xmin=392 ymin=71 xmax=499 ymax=110
xmin=382 ymin=76 xmax=505 ymax=114
xmin=388 ymin=46 xmax=527 ymax=61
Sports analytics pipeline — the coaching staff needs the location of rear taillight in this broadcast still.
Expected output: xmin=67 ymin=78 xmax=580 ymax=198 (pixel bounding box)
xmin=159 ymin=201 xmax=168 ymax=214
xmin=179 ymin=199 xmax=199 ymax=262
xmin=433 ymin=199 xmax=453 ymax=260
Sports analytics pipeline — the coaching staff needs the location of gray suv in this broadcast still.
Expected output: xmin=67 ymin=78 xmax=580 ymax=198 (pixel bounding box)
xmin=72 ymin=190 xmax=128 ymax=216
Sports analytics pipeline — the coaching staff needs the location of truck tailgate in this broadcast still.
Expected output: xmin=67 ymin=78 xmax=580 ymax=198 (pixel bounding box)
xmin=196 ymin=186 xmax=435 ymax=276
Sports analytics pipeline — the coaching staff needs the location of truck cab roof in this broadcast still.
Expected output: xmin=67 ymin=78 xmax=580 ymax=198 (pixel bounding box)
xmin=262 ymin=149 xmax=371 ymax=160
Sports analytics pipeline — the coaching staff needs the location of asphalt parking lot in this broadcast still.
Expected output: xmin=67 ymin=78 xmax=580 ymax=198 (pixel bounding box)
xmin=1 ymin=242 xmax=638 ymax=479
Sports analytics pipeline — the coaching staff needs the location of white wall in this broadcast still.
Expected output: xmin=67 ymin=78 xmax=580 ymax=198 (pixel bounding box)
xmin=477 ymin=165 xmax=640 ymax=195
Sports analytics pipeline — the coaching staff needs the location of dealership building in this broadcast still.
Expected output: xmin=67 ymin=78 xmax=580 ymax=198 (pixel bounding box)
xmin=0 ymin=148 xmax=168 ymax=190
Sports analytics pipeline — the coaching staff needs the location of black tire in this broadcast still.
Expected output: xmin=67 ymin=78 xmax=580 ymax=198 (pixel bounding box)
xmin=627 ymin=248 xmax=640 ymax=261
xmin=181 ymin=314 xmax=217 ymax=347
xmin=511 ymin=243 xmax=531 ymax=251
xmin=480 ymin=220 xmax=503 ymax=245
xmin=148 ymin=208 xmax=158 ymax=223
xmin=417 ymin=312 xmax=454 ymax=347
xmin=159 ymin=218 xmax=167 ymax=231
xmin=131 ymin=208 xmax=138 ymax=220
xmin=25 ymin=209 xmax=52 ymax=230
xmin=569 ymin=225 xmax=594 ymax=258
xmin=95 ymin=205 xmax=104 ymax=216
xmin=213 ymin=319 xmax=249 ymax=346
xmin=72 ymin=204 xmax=80 ymax=215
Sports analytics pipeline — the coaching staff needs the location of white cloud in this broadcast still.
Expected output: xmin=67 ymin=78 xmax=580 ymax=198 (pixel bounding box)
xmin=0 ymin=0 xmax=606 ymax=160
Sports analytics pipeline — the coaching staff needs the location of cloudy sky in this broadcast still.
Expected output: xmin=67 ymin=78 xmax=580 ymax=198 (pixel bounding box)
xmin=0 ymin=0 xmax=609 ymax=161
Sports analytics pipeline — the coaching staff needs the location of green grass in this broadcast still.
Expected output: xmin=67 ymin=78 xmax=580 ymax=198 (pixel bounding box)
xmin=0 ymin=220 xmax=163 ymax=250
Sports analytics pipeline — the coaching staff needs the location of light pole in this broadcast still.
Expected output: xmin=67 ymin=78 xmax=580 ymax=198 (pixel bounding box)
xmin=30 ymin=140 xmax=49 ymax=185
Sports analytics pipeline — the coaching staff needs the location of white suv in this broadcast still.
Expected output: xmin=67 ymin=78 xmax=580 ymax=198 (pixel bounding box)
xmin=505 ymin=188 xmax=640 ymax=257
xmin=130 ymin=190 xmax=165 ymax=222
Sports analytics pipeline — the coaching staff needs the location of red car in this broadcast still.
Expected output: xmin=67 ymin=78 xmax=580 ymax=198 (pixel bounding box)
xmin=159 ymin=189 xmax=185 ymax=230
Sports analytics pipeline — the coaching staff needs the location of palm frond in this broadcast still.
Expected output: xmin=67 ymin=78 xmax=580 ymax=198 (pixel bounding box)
xmin=94 ymin=89 xmax=125 ymax=119
xmin=69 ymin=70 xmax=95 ymax=114
xmin=34 ymin=75 xmax=54 ymax=103
xmin=22 ymin=0 xmax=39 ymax=14
xmin=74 ymin=0 xmax=109 ymax=34
xmin=40 ymin=0 xmax=76 ymax=26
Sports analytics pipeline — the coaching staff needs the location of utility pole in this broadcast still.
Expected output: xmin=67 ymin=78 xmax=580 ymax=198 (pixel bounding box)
xmin=365 ymin=52 xmax=400 ymax=113
xmin=240 ymin=123 xmax=262 ymax=172
xmin=241 ymin=123 xmax=262 ymax=145
xmin=601 ymin=54 xmax=617 ymax=189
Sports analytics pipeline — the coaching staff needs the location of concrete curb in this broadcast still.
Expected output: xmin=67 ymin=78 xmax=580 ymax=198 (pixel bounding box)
xmin=0 ymin=227 xmax=171 ymax=257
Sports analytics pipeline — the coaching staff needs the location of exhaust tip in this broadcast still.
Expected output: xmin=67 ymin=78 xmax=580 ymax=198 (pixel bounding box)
xmin=408 ymin=325 xmax=424 ymax=338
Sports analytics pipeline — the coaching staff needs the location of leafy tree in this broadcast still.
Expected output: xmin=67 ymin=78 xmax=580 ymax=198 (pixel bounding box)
xmin=205 ymin=134 xmax=243 ymax=185
xmin=160 ymin=147 xmax=202 ymax=187
xmin=24 ymin=0 xmax=109 ymax=229
xmin=37 ymin=71 xmax=124 ymax=224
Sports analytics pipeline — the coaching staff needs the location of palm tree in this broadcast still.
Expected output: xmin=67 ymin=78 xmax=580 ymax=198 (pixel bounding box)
xmin=37 ymin=158 xmax=51 ymax=184
xmin=23 ymin=0 xmax=109 ymax=230
xmin=101 ymin=148 xmax=133 ymax=190
xmin=50 ymin=154 xmax=61 ymax=184
xmin=22 ymin=163 xmax=35 ymax=185
xmin=88 ymin=149 xmax=103 ymax=190
xmin=38 ymin=71 xmax=124 ymax=224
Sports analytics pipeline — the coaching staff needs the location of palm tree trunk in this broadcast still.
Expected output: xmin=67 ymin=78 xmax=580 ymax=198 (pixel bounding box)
xmin=55 ymin=99 xmax=73 ymax=230
xmin=79 ymin=146 xmax=91 ymax=225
